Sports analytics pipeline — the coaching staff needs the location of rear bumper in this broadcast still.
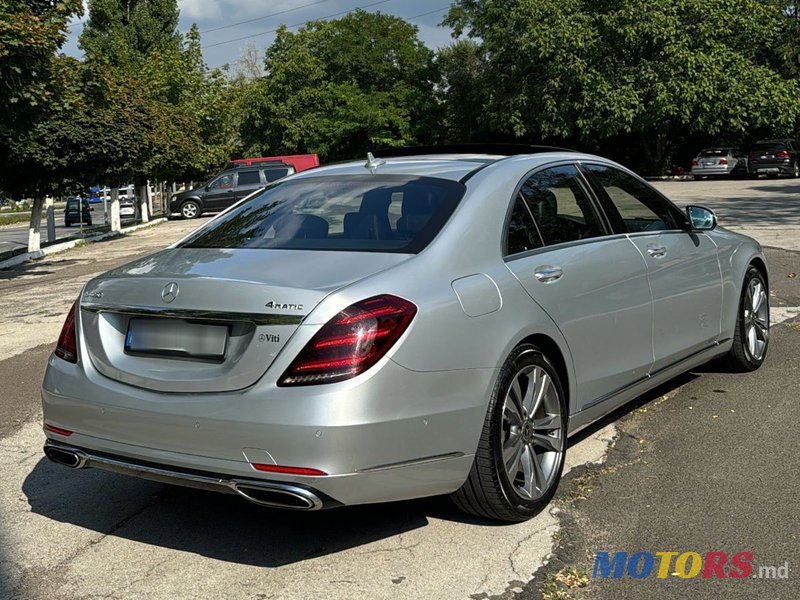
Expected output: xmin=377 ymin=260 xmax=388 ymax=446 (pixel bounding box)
xmin=749 ymin=163 xmax=792 ymax=175
xmin=41 ymin=352 xmax=493 ymax=507
xmin=691 ymin=166 xmax=734 ymax=176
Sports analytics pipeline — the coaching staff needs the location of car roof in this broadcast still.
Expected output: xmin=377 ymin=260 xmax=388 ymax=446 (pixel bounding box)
xmin=291 ymin=151 xmax=599 ymax=183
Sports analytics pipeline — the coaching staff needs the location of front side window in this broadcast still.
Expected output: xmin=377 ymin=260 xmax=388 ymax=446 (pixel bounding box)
xmin=180 ymin=175 xmax=465 ymax=253
xmin=582 ymin=164 xmax=683 ymax=233
xmin=209 ymin=173 xmax=234 ymax=190
xmin=517 ymin=165 xmax=606 ymax=247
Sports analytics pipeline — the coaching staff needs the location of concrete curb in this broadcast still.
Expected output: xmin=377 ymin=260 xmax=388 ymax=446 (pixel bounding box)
xmin=0 ymin=218 xmax=167 ymax=271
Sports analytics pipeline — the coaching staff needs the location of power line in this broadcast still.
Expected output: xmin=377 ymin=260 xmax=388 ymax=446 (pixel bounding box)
xmin=199 ymin=0 xmax=333 ymax=34
xmin=201 ymin=0 xmax=395 ymax=49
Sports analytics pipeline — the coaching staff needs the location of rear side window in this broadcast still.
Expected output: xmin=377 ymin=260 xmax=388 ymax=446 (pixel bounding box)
xmin=505 ymin=195 xmax=543 ymax=255
xmin=518 ymin=165 xmax=606 ymax=246
xmin=237 ymin=170 xmax=261 ymax=186
xmin=264 ymin=168 xmax=291 ymax=182
xmin=179 ymin=175 xmax=465 ymax=253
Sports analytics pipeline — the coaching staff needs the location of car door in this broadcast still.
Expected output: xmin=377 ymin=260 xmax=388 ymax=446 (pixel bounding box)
xmin=233 ymin=169 xmax=263 ymax=203
xmin=504 ymin=164 xmax=654 ymax=409
xmin=581 ymin=163 xmax=723 ymax=373
xmin=203 ymin=172 xmax=236 ymax=210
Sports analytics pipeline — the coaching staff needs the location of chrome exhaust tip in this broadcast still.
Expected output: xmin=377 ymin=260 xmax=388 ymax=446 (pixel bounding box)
xmin=44 ymin=445 xmax=87 ymax=469
xmin=232 ymin=483 xmax=322 ymax=510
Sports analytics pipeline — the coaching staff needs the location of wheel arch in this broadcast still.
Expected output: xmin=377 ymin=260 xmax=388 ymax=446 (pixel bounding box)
xmin=749 ymin=256 xmax=768 ymax=288
xmin=517 ymin=333 xmax=571 ymax=411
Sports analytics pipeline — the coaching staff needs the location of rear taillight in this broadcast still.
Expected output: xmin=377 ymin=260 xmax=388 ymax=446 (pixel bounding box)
xmin=55 ymin=302 xmax=78 ymax=363
xmin=777 ymin=150 xmax=790 ymax=158
xmin=718 ymin=158 xmax=728 ymax=165
xmin=278 ymin=294 xmax=417 ymax=386
xmin=691 ymin=159 xmax=699 ymax=166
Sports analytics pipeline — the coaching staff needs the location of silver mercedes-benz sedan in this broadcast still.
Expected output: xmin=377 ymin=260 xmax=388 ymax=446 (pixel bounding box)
xmin=42 ymin=147 xmax=769 ymax=522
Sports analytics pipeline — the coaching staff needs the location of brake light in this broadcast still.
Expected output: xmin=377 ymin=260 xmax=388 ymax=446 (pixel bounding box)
xmin=691 ymin=159 xmax=698 ymax=166
xmin=55 ymin=302 xmax=78 ymax=363
xmin=719 ymin=158 xmax=728 ymax=165
xmin=278 ymin=294 xmax=417 ymax=386
xmin=776 ymin=150 xmax=790 ymax=158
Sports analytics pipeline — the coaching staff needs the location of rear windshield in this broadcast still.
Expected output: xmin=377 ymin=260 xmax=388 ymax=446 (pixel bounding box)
xmin=179 ymin=175 xmax=466 ymax=253
xmin=751 ymin=142 xmax=787 ymax=153
xmin=699 ymin=149 xmax=730 ymax=157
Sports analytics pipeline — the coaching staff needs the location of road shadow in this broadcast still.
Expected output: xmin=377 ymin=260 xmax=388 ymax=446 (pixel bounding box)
xmin=0 ymin=258 xmax=85 ymax=281
xmin=22 ymin=455 xmax=510 ymax=568
xmin=701 ymin=195 xmax=800 ymax=228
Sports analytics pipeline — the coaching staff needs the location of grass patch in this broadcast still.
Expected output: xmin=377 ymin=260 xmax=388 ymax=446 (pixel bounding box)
xmin=0 ymin=213 xmax=34 ymax=226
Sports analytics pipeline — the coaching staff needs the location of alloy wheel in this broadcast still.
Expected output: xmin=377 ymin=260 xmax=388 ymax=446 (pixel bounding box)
xmin=501 ymin=365 xmax=563 ymax=501
xmin=743 ymin=277 xmax=769 ymax=361
xmin=181 ymin=202 xmax=199 ymax=219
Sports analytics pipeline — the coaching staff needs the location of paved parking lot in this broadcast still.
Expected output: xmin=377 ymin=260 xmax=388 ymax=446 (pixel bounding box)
xmin=0 ymin=178 xmax=797 ymax=599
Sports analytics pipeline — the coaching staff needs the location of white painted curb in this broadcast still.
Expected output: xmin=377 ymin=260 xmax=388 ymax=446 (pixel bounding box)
xmin=0 ymin=218 xmax=167 ymax=270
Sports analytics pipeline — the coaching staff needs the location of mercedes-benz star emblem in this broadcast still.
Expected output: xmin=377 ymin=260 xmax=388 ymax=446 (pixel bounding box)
xmin=161 ymin=282 xmax=179 ymax=304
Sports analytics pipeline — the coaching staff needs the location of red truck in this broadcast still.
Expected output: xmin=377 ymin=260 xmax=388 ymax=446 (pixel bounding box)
xmin=227 ymin=154 xmax=320 ymax=173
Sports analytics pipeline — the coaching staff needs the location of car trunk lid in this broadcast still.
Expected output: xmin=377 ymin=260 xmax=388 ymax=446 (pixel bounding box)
xmin=80 ymin=247 xmax=410 ymax=393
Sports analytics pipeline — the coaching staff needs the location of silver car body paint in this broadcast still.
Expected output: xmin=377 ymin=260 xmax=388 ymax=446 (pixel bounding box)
xmin=42 ymin=151 xmax=766 ymax=508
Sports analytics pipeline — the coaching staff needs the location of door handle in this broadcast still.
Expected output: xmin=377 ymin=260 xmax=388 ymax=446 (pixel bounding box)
xmin=534 ymin=266 xmax=563 ymax=283
xmin=646 ymin=245 xmax=667 ymax=258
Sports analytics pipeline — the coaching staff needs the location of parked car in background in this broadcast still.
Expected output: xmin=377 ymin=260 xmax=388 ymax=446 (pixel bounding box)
xmin=748 ymin=139 xmax=800 ymax=178
xmin=169 ymin=165 xmax=293 ymax=219
xmin=119 ymin=199 xmax=136 ymax=220
xmin=691 ymin=148 xmax=747 ymax=179
xmin=64 ymin=197 xmax=92 ymax=227
xmin=43 ymin=146 xmax=769 ymax=522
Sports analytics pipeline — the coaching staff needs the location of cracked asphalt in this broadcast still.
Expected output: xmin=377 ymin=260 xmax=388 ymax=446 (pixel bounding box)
xmin=0 ymin=179 xmax=797 ymax=599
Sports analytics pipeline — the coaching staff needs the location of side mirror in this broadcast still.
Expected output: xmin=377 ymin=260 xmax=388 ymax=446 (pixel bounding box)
xmin=686 ymin=205 xmax=717 ymax=231
xmin=205 ymin=185 xmax=210 ymax=192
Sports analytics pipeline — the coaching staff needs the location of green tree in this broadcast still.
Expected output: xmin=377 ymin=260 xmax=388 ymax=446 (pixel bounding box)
xmin=446 ymin=0 xmax=800 ymax=172
xmin=435 ymin=39 xmax=488 ymax=143
xmin=241 ymin=10 xmax=440 ymax=161
xmin=0 ymin=0 xmax=82 ymax=134
xmin=79 ymin=0 xmax=180 ymax=68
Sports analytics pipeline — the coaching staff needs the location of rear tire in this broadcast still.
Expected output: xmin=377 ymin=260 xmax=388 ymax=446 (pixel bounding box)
xmin=723 ymin=266 xmax=769 ymax=372
xmin=451 ymin=344 xmax=567 ymax=522
xmin=793 ymin=162 xmax=800 ymax=178
xmin=180 ymin=200 xmax=201 ymax=219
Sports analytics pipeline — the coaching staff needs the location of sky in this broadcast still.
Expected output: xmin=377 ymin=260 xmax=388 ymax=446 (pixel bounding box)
xmin=62 ymin=0 xmax=458 ymax=70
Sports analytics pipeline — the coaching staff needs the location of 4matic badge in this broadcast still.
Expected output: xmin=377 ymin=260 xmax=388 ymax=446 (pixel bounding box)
xmin=265 ymin=301 xmax=304 ymax=311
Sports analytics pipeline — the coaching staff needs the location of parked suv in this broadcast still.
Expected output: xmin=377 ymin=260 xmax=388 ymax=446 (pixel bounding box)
xmin=64 ymin=197 xmax=92 ymax=227
xmin=169 ymin=166 xmax=294 ymax=219
xmin=748 ymin=139 xmax=800 ymax=178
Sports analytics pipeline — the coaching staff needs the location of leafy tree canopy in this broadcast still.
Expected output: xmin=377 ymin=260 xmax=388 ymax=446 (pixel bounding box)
xmin=0 ymin=0 xmax=83 ymax=133
xmin=240 ymin=10 xmax=440 ymax=161
xmin=79 ymin=0 xmax=180 ymax=68
xmin=445 ymin=0 xmax=800 ymax=170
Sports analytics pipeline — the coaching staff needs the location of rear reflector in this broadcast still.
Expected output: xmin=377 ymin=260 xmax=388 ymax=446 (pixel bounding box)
xmin=278 ymin=294 xmax=417 ymax=386
xmin=55 ymin=302 xmax=78 ymax=363
xmin=252 ymin=463 xmax=327 ymax=476
xmin=45 ymin=424 xmax=73 ymax=436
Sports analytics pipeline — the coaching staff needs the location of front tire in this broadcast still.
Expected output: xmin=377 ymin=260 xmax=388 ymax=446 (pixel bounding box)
xmin=180 ymin=200 xmax=201 ymax=219
xmin=451 ymin=344 xmax=568 ymax=522
xmin=724 ymin=266 xmax=769 ymax=372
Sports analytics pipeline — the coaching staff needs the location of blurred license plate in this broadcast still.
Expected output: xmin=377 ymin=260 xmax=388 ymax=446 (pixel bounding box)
xmin=125 ymin=318 xmax=228 ymax=360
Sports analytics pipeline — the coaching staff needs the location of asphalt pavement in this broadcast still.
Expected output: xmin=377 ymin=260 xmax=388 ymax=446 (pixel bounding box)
xmin=0 ymin=178 xmax=797 ymax=599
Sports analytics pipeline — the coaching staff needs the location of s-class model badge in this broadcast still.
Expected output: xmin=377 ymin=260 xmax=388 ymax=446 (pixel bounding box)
xmin=161 ymin=282 xmax=179 ymax=304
